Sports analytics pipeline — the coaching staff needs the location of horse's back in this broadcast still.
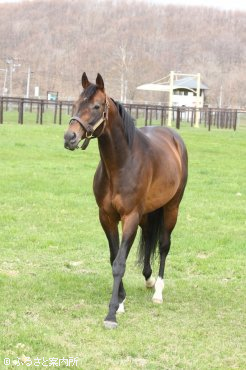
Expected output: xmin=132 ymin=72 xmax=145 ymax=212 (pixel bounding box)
xmin=140 ymin=126 xmax=186 ymax=153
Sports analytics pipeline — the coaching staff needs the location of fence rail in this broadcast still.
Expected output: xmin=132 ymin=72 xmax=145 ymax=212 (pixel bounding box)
xmin=0 ymin=96 xmax=241 ymax=130
xmin=0 ymin=96 xmax=73 ymax=125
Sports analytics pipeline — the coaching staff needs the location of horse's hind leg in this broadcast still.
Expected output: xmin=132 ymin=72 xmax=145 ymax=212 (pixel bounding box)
xmin=139 ymin=211 xmax=165 ymax=289
xmin=140 ymin=219 xmax=156 ymax=288
xmin=152 ymin=205 xmax=179 ymax=304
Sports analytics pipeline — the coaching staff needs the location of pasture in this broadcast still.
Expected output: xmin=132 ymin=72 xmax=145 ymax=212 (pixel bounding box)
xmin=0 ymin=119 xmax=245 ymax=369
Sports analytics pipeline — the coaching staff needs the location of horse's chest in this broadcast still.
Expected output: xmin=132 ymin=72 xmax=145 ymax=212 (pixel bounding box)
xmin=97 ymin=181 xmax=137 ymax=216
xmin=111 ymin=193 xmax=127 ymax=215
xmin=94 ymin=166 xmax=144 ymax=216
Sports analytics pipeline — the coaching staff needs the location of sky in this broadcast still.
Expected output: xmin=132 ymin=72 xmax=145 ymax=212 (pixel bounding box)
xmin=0 ymin=0 xmax=246 ymax=11
xmin=152 ymin=0 xmax=246 ymax=11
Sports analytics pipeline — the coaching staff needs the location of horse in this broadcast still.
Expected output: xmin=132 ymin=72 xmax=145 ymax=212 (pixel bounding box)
xmin=64 ymin=73 xmax=188 ymax=329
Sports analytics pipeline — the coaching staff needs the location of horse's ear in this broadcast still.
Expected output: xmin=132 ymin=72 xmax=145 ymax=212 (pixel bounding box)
xmin=81 ymin=72 xmax=90 ymax=89
xmin=96 ymin=73 xmax=104 ymax=90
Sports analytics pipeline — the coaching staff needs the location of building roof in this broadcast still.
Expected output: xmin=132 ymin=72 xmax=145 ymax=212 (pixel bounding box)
xmin=137 ymin=76 xmax=209 ymax=92
xmin=136 ymin=83 xmax=170 ymax=92
xmin=173 ymin=77 xmax=209 ymax=90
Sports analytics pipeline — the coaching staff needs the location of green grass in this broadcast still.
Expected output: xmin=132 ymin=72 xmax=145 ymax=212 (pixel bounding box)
xmin=0 ymin=119 xmax=245 ymax=369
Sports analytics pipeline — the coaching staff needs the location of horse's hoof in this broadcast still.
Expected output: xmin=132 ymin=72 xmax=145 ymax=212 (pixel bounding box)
xmin=145 ymin=276 xmax=156 ymax=288
xmin=104 ymin=320 xmax=118 ymax=329
xmin=152 ymin=297 xmax=163 ymax=304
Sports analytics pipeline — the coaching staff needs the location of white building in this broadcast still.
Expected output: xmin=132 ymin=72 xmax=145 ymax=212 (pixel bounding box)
xmin=172 ymin=77 xmax=208 ymax=108
xmin=137 ymin=74 xmax=209 ymax=108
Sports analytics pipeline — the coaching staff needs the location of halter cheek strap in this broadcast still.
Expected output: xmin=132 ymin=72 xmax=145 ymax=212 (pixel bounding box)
xmin=69 ymin=115 xmax=106 ymax=139
xmin=69 ymin=97 xmax=110 ymax=150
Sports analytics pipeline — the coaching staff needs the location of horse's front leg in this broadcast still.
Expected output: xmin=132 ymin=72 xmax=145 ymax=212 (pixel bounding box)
xmin=104 ymin=212 xmax=139 ymax=329
xmin=99 ymin=209 xmax=126 ymax=312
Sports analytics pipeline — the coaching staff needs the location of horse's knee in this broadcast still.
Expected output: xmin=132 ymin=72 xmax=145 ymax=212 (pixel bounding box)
xmin=112 ymin=259 xmax=126 ymax=278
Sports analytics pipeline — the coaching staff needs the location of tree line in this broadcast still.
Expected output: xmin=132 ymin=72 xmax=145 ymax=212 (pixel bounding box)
xmin=0 ymin=0 xmax=245 ymax=107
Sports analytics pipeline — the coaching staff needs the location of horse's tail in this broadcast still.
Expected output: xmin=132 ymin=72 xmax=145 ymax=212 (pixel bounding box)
xmin=138 ymin=207 xmax=163 ymax=266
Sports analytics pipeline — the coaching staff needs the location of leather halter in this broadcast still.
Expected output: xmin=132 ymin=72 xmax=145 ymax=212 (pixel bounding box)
xmin=69 ymin=97 xmax=109 ymax=150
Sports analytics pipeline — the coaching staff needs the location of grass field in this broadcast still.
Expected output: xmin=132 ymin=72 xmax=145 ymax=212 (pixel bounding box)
xmin=0 ymin=117 xmax=245 ymax=369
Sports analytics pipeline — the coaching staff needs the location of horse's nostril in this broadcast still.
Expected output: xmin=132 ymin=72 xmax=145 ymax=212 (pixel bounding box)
xmin=64 ymin=131 xmax=76 ymax=143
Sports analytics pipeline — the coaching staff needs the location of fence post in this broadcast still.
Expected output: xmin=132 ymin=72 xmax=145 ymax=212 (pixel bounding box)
xmin=204 ymin=108 xmax=208 ymax=128
xmin=54 ymin=103 xmax=58 ymax=124
xmin=145 ymin=107 xmax=148 ymax=126
xmin=233 ymin=110 xmax=237 ymax=131
xmin=215 ymin=110 xmax=219 ymax=128
xmin=191 ymin=109 xmax=194 ymax=127
xmin=18 ymin=100 xmax=21 ymax=124
xmin=59 ymin=101 xmax=62 ymax=125
xmin=208 ymin=108 xmax=212 ymax=131
xmin=0 ymin=97 xmax=3 ymax=124
xmin=176 ymin=107 xmax=180 ymax=129
xmin=225 ymin=111 xmax=229 ymax=129
xmin=18 ymin=98 xmax=24 ymax=124
xmin=39 ymin=100 xmax=44 ymax=124
xmin=36 ymin=103 xmax=39 ymax=124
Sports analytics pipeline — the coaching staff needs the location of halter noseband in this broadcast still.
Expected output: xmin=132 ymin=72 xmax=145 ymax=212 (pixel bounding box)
xmin=69 ymin=97 xmax=110 ymax=150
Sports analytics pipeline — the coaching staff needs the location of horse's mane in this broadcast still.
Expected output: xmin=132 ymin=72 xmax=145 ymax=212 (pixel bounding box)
xmin=112 ymin=99 xmax=136 ymax=148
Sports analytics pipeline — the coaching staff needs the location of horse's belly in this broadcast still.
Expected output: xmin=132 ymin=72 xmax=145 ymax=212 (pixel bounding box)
xmin=144 ymin=178 xmax=180 ymax=213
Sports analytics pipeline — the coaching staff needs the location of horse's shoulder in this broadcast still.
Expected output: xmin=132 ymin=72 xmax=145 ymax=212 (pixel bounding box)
xmin=93 ymin=161 xmax=108 ymax=193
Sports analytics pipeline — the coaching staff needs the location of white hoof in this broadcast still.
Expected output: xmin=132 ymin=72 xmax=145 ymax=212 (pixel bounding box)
xmin=104 ymin=320 xmax=118 ymax=329
xmin=152 ymin=295 xmax=163 ymax=304
xmin=145 ymin=276 xmax=156 ymax=288
xmin=152 ymin=277 xmax=164 ymax=304
xmin=117 ymin=300 xmax=125 ymax=314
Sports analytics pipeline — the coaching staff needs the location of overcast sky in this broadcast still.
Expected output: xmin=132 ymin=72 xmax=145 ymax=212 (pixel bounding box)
xmin=152 ymin=0 xmax=246 ymax=11
xmin=0 ymin=0 xmax=246 ymax=11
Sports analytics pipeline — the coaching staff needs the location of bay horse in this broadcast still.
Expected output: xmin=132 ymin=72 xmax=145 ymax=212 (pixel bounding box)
xmin=64 ymin=73 xmax=188 ymax=329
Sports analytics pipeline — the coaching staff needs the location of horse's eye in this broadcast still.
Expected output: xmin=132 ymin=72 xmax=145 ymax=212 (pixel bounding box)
xmin=93 ymin=104 xmax=100 ymax=110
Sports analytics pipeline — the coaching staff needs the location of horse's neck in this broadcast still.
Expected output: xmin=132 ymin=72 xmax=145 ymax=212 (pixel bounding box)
xmin=98 ymin=116 xmax=131 ymax=174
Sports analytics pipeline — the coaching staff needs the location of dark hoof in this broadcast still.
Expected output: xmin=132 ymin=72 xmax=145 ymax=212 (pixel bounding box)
xmin=104 ymin=320 xmax=118 ymax=329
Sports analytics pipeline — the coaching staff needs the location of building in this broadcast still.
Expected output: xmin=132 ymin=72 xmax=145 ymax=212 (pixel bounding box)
xmin=137 ymin=72 xmax=209 ymax=108
xmin=172 ymin=77 xmax=208 ymax=108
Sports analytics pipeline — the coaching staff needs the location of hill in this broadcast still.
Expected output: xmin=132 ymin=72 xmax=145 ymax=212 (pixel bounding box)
xmin=0 ymin=0 xmax=245 ymax=106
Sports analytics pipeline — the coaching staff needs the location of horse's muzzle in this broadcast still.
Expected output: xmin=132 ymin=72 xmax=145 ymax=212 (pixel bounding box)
xmin=64 ymin=131 xmax=78 ymax=150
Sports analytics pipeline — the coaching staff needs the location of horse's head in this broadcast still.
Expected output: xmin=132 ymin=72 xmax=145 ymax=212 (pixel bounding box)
xmin=64 ymin=72 xmax=109 ymax=150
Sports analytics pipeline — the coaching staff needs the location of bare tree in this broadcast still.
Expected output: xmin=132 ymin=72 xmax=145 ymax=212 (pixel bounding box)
xmin=0 ymin=0 xmax=245 ymax=106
